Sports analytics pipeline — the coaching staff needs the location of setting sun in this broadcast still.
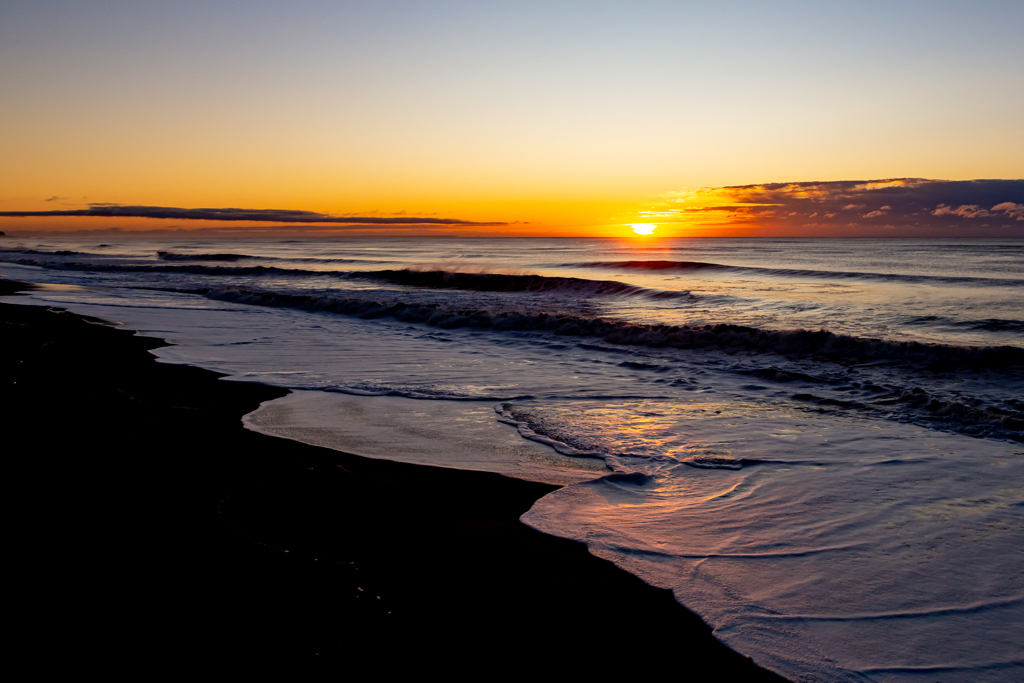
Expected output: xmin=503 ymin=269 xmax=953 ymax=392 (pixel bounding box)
xmin=1 ymin=3 xmax=1022 ymax=677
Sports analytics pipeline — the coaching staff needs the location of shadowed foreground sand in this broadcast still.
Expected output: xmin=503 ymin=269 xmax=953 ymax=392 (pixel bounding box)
xmin=2 ymin=279 xmax=786 ymax=677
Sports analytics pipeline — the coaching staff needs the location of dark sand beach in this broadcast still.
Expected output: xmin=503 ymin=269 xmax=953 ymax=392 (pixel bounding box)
xmin=2 ymin=279 xmax=784 ymax=677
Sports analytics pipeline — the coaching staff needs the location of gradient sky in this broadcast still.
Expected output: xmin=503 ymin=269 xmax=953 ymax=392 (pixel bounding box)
xmin=2 ymin=1 xmax=1022 ymax=236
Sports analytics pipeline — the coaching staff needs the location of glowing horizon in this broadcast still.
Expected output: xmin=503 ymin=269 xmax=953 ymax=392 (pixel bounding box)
xmin=2 ymin=178 xmax=1021 ymax=239
xmin=1 ymin=3 xmax=1022 ymax=238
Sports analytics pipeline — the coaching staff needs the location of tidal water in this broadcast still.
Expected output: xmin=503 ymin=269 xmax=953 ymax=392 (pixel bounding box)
xmin=2 ymin=236 xmax=1022 ymax=681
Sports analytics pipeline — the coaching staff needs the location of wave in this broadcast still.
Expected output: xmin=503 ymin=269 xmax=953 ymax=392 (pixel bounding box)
xmin=0 ymin=247 xmax=85 ymax=256
xmin=496 ymin=403 xmax=749 ymax=467
xmin=495 ymin=403 xmax=609 ymax=460
xmin=156 ymin=250 xmax=381 ymax=265
xmin=1 ymin=247 xmax=382 ymax=266
xmin=345 ymin=269 xmax=696 ymax=299
xmin=905 ymin=315 xmax=1024 ymax=333
xmin=567 ymin=260 xmax=1024 ymax=287
xmin=2 ymin=257 xmax=315 ymax=277
xmin=790 ymin=391 xmax=1023 ymax=442
xmin=157 ymin=251 xmax=250 ymax=262
xmin=0 ymin=256 xmax=695 ymax=301
xmin=188 ymin=286 xmax=1024 ymax=375
xmin=335 ymin=385 xmax=533 ymax=401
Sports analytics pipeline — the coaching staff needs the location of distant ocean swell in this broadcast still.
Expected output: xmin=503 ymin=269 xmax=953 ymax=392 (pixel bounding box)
xmin=0 ymin=256 xmax=695 ymax=300
xmin=0 ymin=247 xmax=385 ymax=265
xmin=155 ymin=251 xmax=384 ymax=265
xmin=346 ymin=268 xmax=696 ymax=299
xmin=567 ymin=260 xmax=1024 ymax=286
xmin=2 ymin=257 xmax=313 ymax=277
xmin=157 ymin=251 xmax=251 ymax=262
xmin=7 ymin=247 xmax=1023 ymax=286
xmin=192 ymin=286 xmax=1024 ymax=372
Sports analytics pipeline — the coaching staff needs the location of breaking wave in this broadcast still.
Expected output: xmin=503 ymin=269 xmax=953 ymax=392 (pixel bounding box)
xmin=568 ymin=260 xmax=1024 ymax=286
xmin=789 ymin=391 xmax=1023 ymax=442
xmin=0 ymin=247 xmax=381 ymax=265
xmin=155 ymin=250 xmax=381 ymax=265
xmin=0 ymin=247 xmax=85 ymax=256
xmin=191 ymin=286 xmax=1024 ymax=374
xmin=0 ymin=256 xmax=695 ymax=301
xmin=495 ymin=403 xmax=750 ymax=466
xmin=904 ymin=315 xmax=1024 ymax=333
xmin=345 ymin=269 xmax=696 ymax=299
xmin=157 ymin=251 xmax=250 ymax=262
xmin=2 ymin=257 xmax=314 ymax=277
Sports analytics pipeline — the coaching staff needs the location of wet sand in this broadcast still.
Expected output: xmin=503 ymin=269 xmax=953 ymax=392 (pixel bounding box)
xmin=2 ymin=279 xmax=785 ymax=677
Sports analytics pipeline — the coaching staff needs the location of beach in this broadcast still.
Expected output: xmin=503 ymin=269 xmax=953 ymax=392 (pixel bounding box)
xmin=2 ymin=279 xmax=784 ymax=675
xmin=4 ymin=2 xmax=1021 ymax=676
xmin=3 ymin=236 xmax=1021 ymax=680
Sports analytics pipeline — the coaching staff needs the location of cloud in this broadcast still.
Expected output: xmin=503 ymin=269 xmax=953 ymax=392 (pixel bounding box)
xmin=644 ymin=178 xmax=1024 ymax=236
xmin=0 ymin=204 xmax=505 ymax=226
xmin=991 ymin=202 xmax=1024 ymax=220
xmin=932 ymin=204 xmax=993 ymax=218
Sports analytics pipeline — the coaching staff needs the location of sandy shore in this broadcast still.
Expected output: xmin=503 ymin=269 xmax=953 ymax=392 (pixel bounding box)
xmin=2 ymin=279 xmax=786 ymax=676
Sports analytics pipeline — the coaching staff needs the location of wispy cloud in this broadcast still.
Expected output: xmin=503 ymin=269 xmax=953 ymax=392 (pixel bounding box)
xmin=863 ymin=206 xmax=891 ymax=218
xmin=932 ymin=204 xmax=994 ymax=218
xmin=0 ymin=204 xmax=505 ymax=226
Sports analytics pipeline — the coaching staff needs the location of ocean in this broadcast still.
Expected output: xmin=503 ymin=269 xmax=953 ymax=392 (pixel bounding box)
xmin=2 ymin=236 xmax=1022 ymax=681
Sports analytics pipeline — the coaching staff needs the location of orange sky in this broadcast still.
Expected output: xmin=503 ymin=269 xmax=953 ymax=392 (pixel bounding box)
xmin=2 ymin=3 xmax=1022 ymax=238
xmin=3 ymin=180 xmax=1021 ymax=238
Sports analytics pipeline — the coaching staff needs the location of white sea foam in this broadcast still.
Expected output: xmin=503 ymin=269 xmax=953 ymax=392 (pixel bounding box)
xmin=519 ymin=403 xmax=1024 ymax=682
xmin=244 ymin=391 xmax=603 ymax=485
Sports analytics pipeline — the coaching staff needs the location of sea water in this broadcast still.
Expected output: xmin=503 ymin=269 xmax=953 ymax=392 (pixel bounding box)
xmin=2 ymin=237 xmax=1022 ymax=681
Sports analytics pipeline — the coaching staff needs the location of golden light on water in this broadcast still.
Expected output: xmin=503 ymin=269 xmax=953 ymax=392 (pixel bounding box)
xmin=631 ymin=223 xmax=657 ymax=235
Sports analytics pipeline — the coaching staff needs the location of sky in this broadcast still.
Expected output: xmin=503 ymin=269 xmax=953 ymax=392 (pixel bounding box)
xmin=1 ymin=0 xmax=1022 ymax=237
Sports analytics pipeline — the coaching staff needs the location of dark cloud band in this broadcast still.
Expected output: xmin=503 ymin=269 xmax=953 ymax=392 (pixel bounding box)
xmin=0 ymin=204 xmax=505 ymax=226
xmin=646 ymin=179 xmax=1024 ymax=236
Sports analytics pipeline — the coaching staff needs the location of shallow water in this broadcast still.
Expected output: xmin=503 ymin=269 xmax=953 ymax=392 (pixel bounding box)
xmin=2 ymin=236 xmax=1022 ymax=681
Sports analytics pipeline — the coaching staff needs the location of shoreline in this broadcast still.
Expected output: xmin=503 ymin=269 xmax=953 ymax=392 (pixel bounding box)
xmin=2 ymin=278 xmax=785 ymax=676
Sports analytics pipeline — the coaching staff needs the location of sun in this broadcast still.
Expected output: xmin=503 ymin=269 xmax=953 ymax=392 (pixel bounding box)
xmin=631 ymin=223 xmax=657 ymax=235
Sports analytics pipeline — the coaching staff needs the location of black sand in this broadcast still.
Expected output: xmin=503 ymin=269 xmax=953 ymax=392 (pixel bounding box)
xmin=2 ymin=279 xmax=786 ymax=677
